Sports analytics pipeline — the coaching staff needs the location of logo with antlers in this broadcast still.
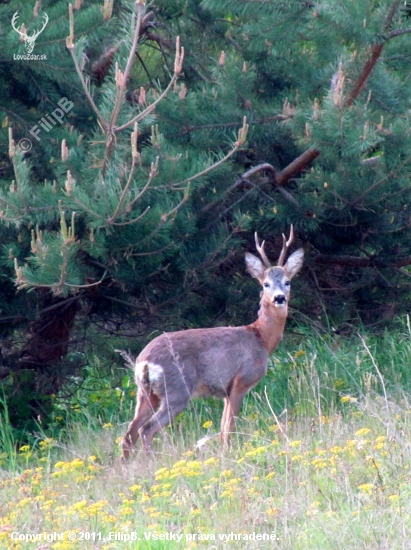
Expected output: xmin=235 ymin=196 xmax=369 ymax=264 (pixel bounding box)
xmin=11 ymin=11 xmax=49 ymax=54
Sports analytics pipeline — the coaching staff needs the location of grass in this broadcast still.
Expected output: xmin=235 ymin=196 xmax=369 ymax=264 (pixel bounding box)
xmin=2 ymin=321 xmax=411 ymax=549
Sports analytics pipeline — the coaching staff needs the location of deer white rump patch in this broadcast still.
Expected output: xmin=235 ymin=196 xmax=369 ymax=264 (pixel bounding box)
xmin=135 ymin=360 xmax=164 ymax=382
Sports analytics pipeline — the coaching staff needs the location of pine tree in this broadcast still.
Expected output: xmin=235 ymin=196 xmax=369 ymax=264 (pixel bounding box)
xmin=157 ymin=0 xmax=411 ymax=325
xmin=2 ymin=0 xmax=411 ymax=429
xmin=1 ymin=0 xmax=249 ymax=428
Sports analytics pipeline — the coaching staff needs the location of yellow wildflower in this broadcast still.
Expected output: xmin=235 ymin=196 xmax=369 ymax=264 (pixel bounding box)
xmin=358 ymin=483 xmax=374 ymax=494
xmin=102 ymin=514 xmax=117 ymax=524
xmin=341 ymin=395 xmax=357 ymax=403
xmin=355 ymin=428 xmax=371 ymax=437
xmin=186 ymin=460 xmax=202 ymax=469
xmin=70 ymin=500 xmax=88 ymax=511
xmin=291 ymin=454 xmax=303 ymax=462
xmin=39 ymin=438 xmax=55 ymax=449
xmin=172 ymin=460 xmax=187 ymax=468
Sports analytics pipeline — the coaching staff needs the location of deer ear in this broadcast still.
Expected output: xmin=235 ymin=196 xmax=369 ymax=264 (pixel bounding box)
xmin=245 ymin=253 xmax=265 ymax=282
xmin=284 ymin=248 xmax=304 ymax=279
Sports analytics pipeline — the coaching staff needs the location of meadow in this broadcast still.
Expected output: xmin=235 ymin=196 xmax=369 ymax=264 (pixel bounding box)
xmin=1 ymin=320 xmax=411 ymax=549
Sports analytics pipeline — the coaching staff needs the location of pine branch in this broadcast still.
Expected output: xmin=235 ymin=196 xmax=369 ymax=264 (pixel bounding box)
xmin=108 ymin=206 xmax=151 ymax=227
xmin=123 ymin=244 xmax=174 ymax=257
xmin=345 ymin=44 xmax=385 ymax=107
xmin=163 ymin=116 xmax=287 ymax=138
xmin=90 ymin=13 xmax=156 ymax=85
xmin=314 ymin=254 xmax=411 ymax=268
xmin=108 ymin=3 xmax=145 ymax=132
xmin=163 ymin=186 xmax=191 ymax=219
xmin=200 ymin=161 xmax=301 ymax=217
xmin=114 ymin=36 xmax=184 ymax=133
xmin=383 ymin=0 xmax=402 ymax=31
xmin=171 ymin=139 xmax=244 ymax=189
xmin=263 ymin=1 xmax=403 ymax=188
xmin=70 ymin=196 xmax=104 ymax=221
xmin=107 ymin=155 xmax=139 ymax=224
xmin=115 ymin=72 xmax=179 ymax=132
xmin=345 ymin=0 xmax=402 ymax=106
xmin=218 ymin=149 xmax=319 ymax=196
xmin=385 ymin=27 xmax=411 ymax=39
xmin=352 ymin=152 xmax=411 ymax=205
xmin=275 ymin=148 xmax=320 ymax=186
xmin=64 ymin=274 xmax=107 ymax=289
xmin=99 ymin=3 xmax=145 ymax=177
xmin=68 ymin=47 xmax=107 ymax=131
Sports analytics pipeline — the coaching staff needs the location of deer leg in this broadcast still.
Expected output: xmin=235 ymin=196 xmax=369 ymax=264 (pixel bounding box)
xmin=221 ymin=380 xmax=249 ymax=446
xmin=138 ymin=396 xmax=190 ymax=452
xmin=220 ymin=397 xmax=231 ymax=442
xmin=122 ymin=390 xmax=159 ymax=460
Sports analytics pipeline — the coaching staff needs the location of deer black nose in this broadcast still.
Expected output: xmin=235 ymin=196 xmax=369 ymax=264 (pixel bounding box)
xmin=274 ymin=294 xmax=286 ymax=305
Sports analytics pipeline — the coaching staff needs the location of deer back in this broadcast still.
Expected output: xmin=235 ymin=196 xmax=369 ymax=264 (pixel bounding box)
xmin=135 ymin=326 xmax=269 ymax=400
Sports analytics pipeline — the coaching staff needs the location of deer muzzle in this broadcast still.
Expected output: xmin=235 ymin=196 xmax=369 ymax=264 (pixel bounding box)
xmin=273 ymin=294 xmax=287 ymax=306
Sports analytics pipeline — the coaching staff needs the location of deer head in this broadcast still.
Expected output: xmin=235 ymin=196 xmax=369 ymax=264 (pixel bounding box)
xmin=245 ymin=225 xmax=304 ymax=308
xmin=11 ymin=11 xmax=49 ymax=54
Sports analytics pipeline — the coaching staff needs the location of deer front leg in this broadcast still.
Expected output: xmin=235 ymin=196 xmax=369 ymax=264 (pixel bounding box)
xmin=220 ymin=379 xmax=249 ymax=446
xmin=220 ymin=397 xmax=231 ymax=446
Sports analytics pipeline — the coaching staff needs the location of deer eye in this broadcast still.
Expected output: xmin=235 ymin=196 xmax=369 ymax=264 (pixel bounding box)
xmin=285 ymin=280 xmax=290 ymax=286
xmin=264 ymin=282 xmax=270 ymax=288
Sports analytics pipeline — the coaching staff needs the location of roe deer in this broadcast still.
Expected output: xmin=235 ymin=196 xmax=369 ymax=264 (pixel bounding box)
xmin=122 ymin=227 xmax=303 ymax=458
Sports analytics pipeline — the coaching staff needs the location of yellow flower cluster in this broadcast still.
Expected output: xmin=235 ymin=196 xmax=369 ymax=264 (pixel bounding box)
xmin=0 ymin=404 xmax=404 ymax=550
xmin=155 ymin=459 xmax=203 ymax=480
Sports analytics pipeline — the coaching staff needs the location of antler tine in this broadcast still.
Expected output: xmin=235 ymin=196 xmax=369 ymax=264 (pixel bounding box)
xmin=277 ymin=224 xmax=294 ymax=266
xmin=11 ymin=12 xmax=24 ymax=37
xmin=254 ymin=232 xmax=271 ymax=268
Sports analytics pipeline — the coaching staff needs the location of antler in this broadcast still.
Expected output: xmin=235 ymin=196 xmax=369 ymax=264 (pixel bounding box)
xmin=254 ymin=232 xmax=271 ymax=268
xmin=27 ymin=13 xmax=49 ymax=41
xmin=277 ymin=224 xmax=294 ymax=266
xmin=11 ymin=12 xmax=25 ymax=38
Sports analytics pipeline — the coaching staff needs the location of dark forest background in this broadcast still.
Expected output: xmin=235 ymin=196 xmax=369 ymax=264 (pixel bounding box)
xmin=1 ymin=0 xmax=411 ymax=432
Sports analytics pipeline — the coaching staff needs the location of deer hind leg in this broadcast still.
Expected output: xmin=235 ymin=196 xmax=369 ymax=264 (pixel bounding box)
xmin=138 ymin=394 xmax=190 ymax=452
xmin=122 ymin=390 xmax=159 ymax=460
xmin=221 ymin=379 xmax=250 ymax=446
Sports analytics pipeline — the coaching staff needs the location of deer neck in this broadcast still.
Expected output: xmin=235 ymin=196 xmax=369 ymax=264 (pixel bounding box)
xmin=250 ymin=298 xmax=288 ymax=354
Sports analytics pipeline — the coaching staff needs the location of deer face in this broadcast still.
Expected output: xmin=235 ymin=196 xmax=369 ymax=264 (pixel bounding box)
xmin=246 ymin=248 xmax=304 ymax=307
xmin=262 ymin=266 xmax=291 ymax=307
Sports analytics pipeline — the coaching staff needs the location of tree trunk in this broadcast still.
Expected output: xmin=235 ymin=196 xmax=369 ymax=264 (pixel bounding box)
xmin=15 ymin=291 xmax=79 ymax=421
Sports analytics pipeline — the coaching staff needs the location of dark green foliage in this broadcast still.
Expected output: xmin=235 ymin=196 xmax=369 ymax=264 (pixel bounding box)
xmin=1 ymin=0 xmax=411 ymax=431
